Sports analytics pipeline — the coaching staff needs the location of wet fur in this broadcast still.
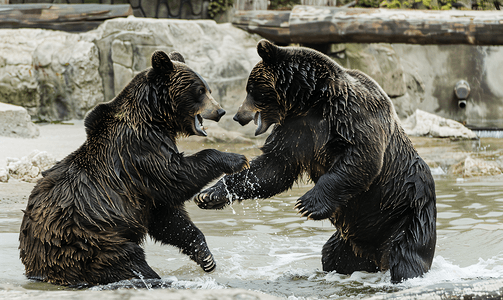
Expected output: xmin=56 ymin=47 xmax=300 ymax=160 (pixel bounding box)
xmin=19 ymin=51 xmax=248 ymax=286
xmin=196 ymin=40 xmax=436 ymax=283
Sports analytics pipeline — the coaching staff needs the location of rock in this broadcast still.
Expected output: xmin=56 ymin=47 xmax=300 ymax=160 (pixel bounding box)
xmin=0 ymin=102 xmax=39 ymax=138
xmin=0 ymin=168 xmax=8 ymax=183
xmin=6 ymin=150 xmax=56 ymax=183
xmin=450 ymin=155 xmax=502 ymax=177
xmin=331 ymin=43 xmax=406 ymax=98
xmin=0 ymin=29 xmax=103 ymax=121
xmin=402 ymin=109 xmax=478 ymax=139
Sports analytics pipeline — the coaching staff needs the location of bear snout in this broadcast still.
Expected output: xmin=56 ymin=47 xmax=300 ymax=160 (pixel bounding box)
xmin=215 ymin=108 xmax=226 ymax=122
xmin=233 ymin=112 xmax=253 ymax=126
xmin=201 ymin=108 xmax=226 ymax=122
xmin=199 ymin=93 xmax=226 ymax=122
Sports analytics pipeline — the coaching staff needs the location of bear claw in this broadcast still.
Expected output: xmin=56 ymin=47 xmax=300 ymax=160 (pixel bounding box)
xmin=202 ymin=255 xmax=216 ymax=272
xmin=295 ymin=196 xmax=333 ymax=220
xmin=194 ymin=191 xmax=229 ymax=210
xmin=193 ymin=193 xmax=207 ymax=205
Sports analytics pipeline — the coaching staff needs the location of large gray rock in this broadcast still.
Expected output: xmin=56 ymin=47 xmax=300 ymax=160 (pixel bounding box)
xmin=0 ymin=102 xmax=39 ymax=138
xmin=331 ymin=43 xmax=503 ymax=125
xmin=2 ymin=18 xmax=503 ymax=135
xmin=0 ymin=29 xmax=103 ymax=121
xmin=402 ymin=109 xmax=478 ymax=139
xmin=331 ymin=43 xmax=406 ymax=99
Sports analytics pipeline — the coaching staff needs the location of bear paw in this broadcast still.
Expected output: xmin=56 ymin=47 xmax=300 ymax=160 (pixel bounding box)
xmin=200 ymin=254 xmax=216 ymax=273
xmin=193 ymin=189 xmax=229 ymax=210
xmin=220 ymin=153 xmax=249 ymax=175
xmin=190 ymin=243 xmax=217 ymax=272
xmin=295 ymin=191 xmax=335 ymax=220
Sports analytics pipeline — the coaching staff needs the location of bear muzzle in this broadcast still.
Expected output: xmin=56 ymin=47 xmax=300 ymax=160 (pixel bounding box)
xmin=193 ymin=93 xmax=226 ymax=136
xmin=233 ymin=94 xmax=272 ymax=135
xmin=193 ymin=109 xmax=226 ymax=137
xmin=233 ymin=95 xmax=256 ymax=126
xmin=199 ymin=93 xmax=226 ymax=122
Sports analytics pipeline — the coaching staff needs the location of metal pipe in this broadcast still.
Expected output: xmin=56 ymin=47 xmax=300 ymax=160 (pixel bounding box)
xmin=454 ymin=80 xmax=470 ymax=109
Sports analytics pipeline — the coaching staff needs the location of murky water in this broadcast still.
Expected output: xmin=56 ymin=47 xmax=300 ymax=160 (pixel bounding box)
xmin=1 ymin=140 xmax=503 ymax=299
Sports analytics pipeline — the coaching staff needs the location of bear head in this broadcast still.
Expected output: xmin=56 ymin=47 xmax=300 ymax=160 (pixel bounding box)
xmin=233 ymin=40 xmax=283 ymax=136
xmin=234 ymin=39 xmax=332 ymax=136
xmin=147 ymin=50 xmax=225 ymax=136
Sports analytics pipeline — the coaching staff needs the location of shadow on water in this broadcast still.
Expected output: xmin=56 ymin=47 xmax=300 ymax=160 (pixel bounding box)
xmin=1 ymin=138 xmax=503 ymax=299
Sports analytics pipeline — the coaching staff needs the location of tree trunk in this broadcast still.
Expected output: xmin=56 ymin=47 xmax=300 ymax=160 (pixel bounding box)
xmin=233 ymin=5 xmax=503 ymax=45
xmin=0 ymin=4 xmax=133 ymax=32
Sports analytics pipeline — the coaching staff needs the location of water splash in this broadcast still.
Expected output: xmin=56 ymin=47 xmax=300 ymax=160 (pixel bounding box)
xmin=429 ymin=166 xmax=446 ymax=175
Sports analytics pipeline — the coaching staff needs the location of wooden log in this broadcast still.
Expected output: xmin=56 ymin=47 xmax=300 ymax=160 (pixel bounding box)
xmin=233 ymin=5 xmax=503 ymax=45
xmin=0 ymin=4 xmax=133 ymax=32
xmin=232 ymin=9 xmax=291 ymax=44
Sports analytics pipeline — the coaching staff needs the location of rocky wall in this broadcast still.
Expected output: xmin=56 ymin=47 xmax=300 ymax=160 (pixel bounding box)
xmin=1 ymin=17 xmax=503 ymax=134
xmin=0 ymin=29 xmax=103 ymax=121
xmin=330 ymin=43 xmax=503 ymax=127
xmin=0 ymin=17 xmax=261 ymax=135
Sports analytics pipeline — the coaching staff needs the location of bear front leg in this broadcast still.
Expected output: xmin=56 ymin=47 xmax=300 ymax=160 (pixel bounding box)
xmin=149 ymin=206 xmax=216 ymax=272
xmin=296 ymin=143 xmax=385 ymax=220
xmin=195 ymin=152 xmax=302 ymax=209
xmin=295 ymin=174 xmax=340 ymax=220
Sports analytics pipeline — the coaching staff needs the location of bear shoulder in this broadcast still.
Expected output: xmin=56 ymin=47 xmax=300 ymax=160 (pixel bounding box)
xmin=84 ymin=102 xmax=114 ymax=137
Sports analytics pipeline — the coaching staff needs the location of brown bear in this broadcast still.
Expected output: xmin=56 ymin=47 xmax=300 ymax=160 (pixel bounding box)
xmin=18 ymin=50 xmax=248 ymax=286
xmin=195 ymin=40 xmax=436 ymax=284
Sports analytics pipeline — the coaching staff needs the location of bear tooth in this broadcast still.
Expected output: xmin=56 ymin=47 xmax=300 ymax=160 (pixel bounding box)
xmin=254 ymin=111 xmax=260 ymax=125
xmin=194 ymin=114 xmax=207 ymax=136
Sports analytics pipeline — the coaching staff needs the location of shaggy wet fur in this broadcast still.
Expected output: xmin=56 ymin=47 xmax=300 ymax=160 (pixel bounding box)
xmin=19 ymin=50 xmax=248 ymax=286
xmin=195 ymin=40 xmax=436 ymax=284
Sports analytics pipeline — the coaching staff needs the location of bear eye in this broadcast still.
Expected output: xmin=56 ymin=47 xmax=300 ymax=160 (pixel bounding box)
xmin=199 ymin=88 xmax=205 ymax=95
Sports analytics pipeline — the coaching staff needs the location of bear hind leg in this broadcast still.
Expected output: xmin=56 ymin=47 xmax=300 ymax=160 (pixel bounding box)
xmin=86 ymin=242 xmax=160 ymax=285
xmin=322 ymin=231 xmax=378 ymax=275
xmin=388 ymin=218 xmax=436 ymax=283
xmin=149 ymin=206 xmax=216 ymax=273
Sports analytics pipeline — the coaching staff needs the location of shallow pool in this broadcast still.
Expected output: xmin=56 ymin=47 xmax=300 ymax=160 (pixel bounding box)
xmin=1 ymin=140 xmax=503 ymax=299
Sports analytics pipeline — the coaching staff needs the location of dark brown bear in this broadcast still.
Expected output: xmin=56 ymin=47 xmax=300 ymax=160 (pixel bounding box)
xmin=19 ymin=50 xmax=248 ymax=286
xmin=195 ymin=40 xmax=436 ymax=284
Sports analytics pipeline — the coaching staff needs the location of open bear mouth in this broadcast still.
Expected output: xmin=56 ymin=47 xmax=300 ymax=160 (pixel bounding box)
xmin=194 ymin=114 xmax=207 ymax=136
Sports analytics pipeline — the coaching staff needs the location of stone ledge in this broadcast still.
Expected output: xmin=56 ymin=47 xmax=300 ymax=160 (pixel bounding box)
xmin=0 ymin=102 xmax=39 ymax=138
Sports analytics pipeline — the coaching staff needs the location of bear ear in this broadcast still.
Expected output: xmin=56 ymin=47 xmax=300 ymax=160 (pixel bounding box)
xmin=168 ymin=51 xmax=185 ymax=63
xmin=257 ymin=39 xmax=279 ymax=63
xmin=151 ymin=50 xmax=174 ymax=72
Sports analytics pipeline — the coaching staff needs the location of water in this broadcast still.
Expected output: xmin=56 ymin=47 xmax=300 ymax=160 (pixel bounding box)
xmin=1 ymin=140 xmax=503 ymax=299
xmin=474 ymin=130 xmax=503 ymax=139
